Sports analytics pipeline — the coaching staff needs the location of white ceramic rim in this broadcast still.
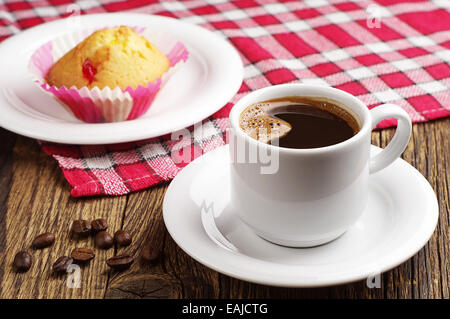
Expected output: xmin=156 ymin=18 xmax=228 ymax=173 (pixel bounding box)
xmin=229 ymin=84 xmax=372 ymax=154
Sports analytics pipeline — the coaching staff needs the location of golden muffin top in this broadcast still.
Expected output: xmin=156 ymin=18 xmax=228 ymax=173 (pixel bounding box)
xmin=46 ymin=26 xmax=170 ymax=90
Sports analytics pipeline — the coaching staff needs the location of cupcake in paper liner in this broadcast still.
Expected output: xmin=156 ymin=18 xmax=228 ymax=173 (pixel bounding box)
xmin=29 ymin=25 xmax=189 ymax=123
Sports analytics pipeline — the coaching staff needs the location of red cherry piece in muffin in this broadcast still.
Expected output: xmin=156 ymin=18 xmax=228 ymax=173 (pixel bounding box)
xmin=82 ymin=58 xmax=97 ymax=84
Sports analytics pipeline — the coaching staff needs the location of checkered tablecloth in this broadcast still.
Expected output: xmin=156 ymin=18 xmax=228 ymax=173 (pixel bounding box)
xmin=1 ymin=0 xmax=449 ymax=197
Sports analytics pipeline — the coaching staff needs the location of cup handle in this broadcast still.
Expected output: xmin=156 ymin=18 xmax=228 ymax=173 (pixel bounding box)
xmin=369 ymin=104 xmax=412 ymax=174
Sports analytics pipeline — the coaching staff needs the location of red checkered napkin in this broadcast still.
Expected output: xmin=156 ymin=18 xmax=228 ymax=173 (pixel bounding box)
xmin=40 ymin=112 xmax=230 ymax=197
xmin=2 ymin=0 xmax=450 ymax=197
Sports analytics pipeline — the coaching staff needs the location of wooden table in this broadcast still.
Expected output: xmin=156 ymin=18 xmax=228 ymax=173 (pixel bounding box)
xmin=0 ymin=118 xmax=448 ymax=299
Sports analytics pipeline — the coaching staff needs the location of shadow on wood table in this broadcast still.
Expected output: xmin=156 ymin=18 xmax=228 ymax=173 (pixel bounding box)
xmin=0 ymin=118 xmax=448 ymax=299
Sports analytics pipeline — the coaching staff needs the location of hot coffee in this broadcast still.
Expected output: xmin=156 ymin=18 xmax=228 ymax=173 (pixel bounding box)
xmin=239 ymin=96 xmax=360 ymax=149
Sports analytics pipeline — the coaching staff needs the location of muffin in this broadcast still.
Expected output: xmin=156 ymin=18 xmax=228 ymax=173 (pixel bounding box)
xmin=46 ymin=26 xmax=170 ymax=90
xmin=29 ymin=25 xmax=188 ymax=123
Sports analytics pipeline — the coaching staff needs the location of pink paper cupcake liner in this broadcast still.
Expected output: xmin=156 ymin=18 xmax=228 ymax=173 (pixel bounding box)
xmin=29 ymin=26 xmax=189 ymax=123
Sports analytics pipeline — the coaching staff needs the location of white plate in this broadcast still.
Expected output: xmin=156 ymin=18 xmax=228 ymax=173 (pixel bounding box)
xmin=163 ymin=145 xmax=438 ymax=287
xmin=0 ymin=13 xmax=243 ymax=144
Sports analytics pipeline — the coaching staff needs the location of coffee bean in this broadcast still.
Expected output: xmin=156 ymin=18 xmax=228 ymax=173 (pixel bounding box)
xmin=13 ymin=251 xmax=32 ymax=272
xmin=31 ymin=232 xmax=55 ymax=249
xmin=53 ymin=256 xmax=73 ymax=273
xmin=94 ymin=231 xmax=113 ymax=249
xmin=71 ymin=248 xmax=95 ymax=263
xmin=114 ymin=230 xmax=132 ymax=247
xmin=141 ymin=243 xmax=160 ymax=264
xmin=106 ymin=254 xmax=133 ymax=271
xmin=91 ymin=218 xmax=108 ymax=232
xmin=72 ymin=219 xmax=91 ymax=237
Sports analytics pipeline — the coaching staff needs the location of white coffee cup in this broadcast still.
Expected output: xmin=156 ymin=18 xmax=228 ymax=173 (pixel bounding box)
xmin=229 ymin=84 xmax=412 ymax=247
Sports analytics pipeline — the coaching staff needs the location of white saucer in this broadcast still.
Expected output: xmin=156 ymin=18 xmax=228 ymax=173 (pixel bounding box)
xmin=163 ymin=145 xmax=438 ymax=287
xmin=0 ymin=13 xmax=243 ymax=144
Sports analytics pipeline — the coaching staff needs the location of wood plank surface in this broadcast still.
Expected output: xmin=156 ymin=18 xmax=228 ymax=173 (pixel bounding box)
xmin=0 ymin=118 xmax=448 ymax=299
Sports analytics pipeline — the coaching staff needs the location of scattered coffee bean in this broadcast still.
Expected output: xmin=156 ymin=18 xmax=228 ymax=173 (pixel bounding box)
xmin=31 ymin=232 xmax=55 ymax=249
xmin=106 ymin=254 xmax=134 ymax=271
xmin=72 ymin=219 xmax=91 ymax=237
xmin=94 ymin=231 xmax=114 ymax=249
xmin=71 ymin=248 xmax=95 ymax=263
xmin=53 ymin=256 xmax=73 ymax=273
xmin=141 ymin=243 xmax=160 ymax=264
xmin=13 ymin=251 xmax=32 ymax=272
xmin=114 ymin=230 xmax=132 ymax=247
xmin=91 ymin=218 xmax=108 ymax=232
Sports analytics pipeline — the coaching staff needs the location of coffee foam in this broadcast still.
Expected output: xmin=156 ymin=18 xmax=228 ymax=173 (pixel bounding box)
xmin=239 ymin=101 xmax=292 ymax=144
xmin=239 ymin=96 xmax=360 ymax=145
